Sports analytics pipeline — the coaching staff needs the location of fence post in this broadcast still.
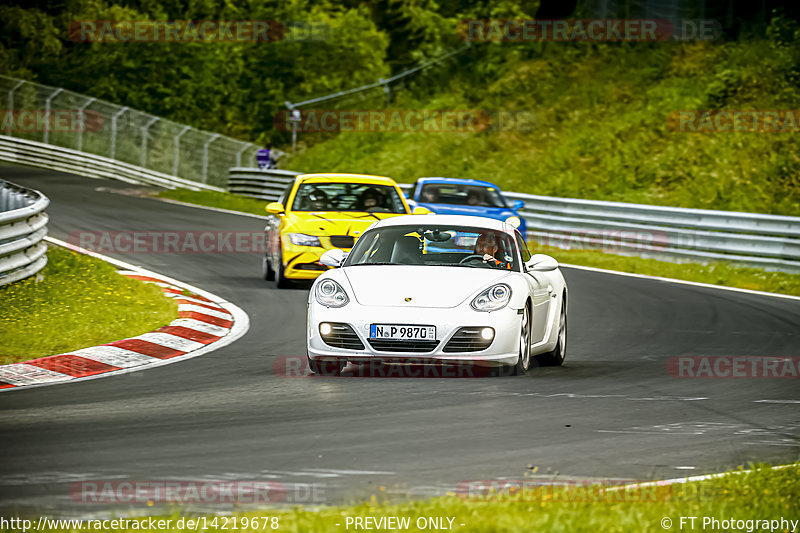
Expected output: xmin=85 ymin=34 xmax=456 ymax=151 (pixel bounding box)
xmin=236 ymin=142 xmax=253 ymax=167
xmin=43 ymin=88 xmax=63 ymax=145
xmin=173 ymin=125 xmax=190 ymax=176
xmin=110 ymin=107 xmax=128 ymax=160
xmin=6 ymin=80 xmax=25 ymax=136
xmin=76 ymin=97 xmax=96 ymax=152
xmin=380 ymin=78 xmax=390 ymax=105
xmin=141 ymin=116 xmax=159 ymax=168
xmin=202 ymin=134 xmax=220 ymax=184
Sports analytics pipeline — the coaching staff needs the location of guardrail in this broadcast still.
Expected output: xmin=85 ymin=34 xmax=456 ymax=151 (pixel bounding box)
xmin=228 ymin=167 xmax=301 ymax=200
xmin=227 ymin=167 xmax=800 ymax=273
xmin=0 ymin=179 xmax=49 ymax=286
xmin=0 ymin=136 xmax=224 ymax=192
xmin=0 ymin=75 xmax=258 ymax=189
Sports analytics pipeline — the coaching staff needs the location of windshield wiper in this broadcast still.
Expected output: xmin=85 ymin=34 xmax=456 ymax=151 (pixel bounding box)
xmin=427 ymin=262 xmax=482 ymax=268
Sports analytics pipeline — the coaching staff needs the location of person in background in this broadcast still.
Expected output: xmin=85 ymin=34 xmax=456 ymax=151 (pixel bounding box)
xmin=358 ymin=187 xmax=384 ymax=211
xmin=466 ymin=189 xmax=483 ymax=206
xmin=421 ymin=187 xmax=439 ymax=203
xmin=257 ymin=145 xmax=271 ymax=169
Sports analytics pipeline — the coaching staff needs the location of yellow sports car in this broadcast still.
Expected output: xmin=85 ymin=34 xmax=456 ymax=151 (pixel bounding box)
xmin=263 ymin=173 xmax=426 ymax=288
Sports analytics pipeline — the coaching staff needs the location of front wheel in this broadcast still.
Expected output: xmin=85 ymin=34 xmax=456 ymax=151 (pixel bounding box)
xmin=307 ymin=357 xmax=346 ymax=376
xmin=262 ymin=254 xmax=275 ymax=281
xmin=495 ymin=304 xmax=531 ymax=376
xmin=538 ymin=298 xmax=566 ymax=366
xmin=274 ymin=245 xmax=292 ymax=289
xmin=512 ymin=304 xmax=531 ymax=375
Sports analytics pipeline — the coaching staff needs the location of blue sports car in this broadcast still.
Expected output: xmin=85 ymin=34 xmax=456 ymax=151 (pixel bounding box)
xmin=407 ymin=177 xmax=527 ymax=234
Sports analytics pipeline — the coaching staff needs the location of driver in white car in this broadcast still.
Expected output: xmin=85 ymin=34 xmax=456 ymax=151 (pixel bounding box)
xmin=473 ymin=232 xmax=512 ymax=269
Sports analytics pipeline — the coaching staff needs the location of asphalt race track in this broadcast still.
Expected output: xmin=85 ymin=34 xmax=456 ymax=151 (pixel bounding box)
xmin=1 ymin=165 xmax=798 ymax=515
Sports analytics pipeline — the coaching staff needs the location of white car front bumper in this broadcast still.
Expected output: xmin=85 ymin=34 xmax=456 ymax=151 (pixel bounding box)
xmin=307 ymin=302 xmax=522 ymax=367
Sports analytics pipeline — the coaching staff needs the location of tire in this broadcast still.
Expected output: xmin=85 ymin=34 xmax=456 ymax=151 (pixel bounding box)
xmin=512 ymin=303 xmax=532 ymax=376
xmin=307 ymin=357 xmax=345 ymax=376
xmin=274 ymin=246 xmax=292 ymax=289
xmin=494 ymin=304 xmax=531 ymax=377
xmin=262 ymin=254 xmax=275 ymax=281
xmin=538 ymin=297 xmax=567 ymax=367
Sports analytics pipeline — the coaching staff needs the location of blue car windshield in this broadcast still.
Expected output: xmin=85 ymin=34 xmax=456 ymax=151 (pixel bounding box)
xmin=419 ymin=183 xmax=507 ymax=208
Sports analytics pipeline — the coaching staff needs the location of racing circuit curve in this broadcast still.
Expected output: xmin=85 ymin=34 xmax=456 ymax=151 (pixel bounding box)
xmin=0 ymin=165 xmax=798 ymax=514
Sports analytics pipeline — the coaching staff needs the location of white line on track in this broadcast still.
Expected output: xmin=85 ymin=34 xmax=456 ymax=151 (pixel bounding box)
xmin=177 ymin=304 xmax=232 ymax=319
xmin=146 ymin=195 xmax=800 ymax=302
xmin=156 ymin=197 xmax=270 ymax=220
xmin=561 ymin=263 xmax=800 ymax=301
xmin=606 ymin=463 xmax=798 ymax=491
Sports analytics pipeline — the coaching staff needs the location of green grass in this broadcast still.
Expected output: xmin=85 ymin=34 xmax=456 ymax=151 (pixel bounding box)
xmin=8 ymin=463 xmax=797 ymax=532
xmin=0 ymin=245 xmax=178 ymax=364
xmin=535 ymin=244 xmax=800 ymax=297
xmin=286 ymin=34 xmax=800 ymax=216
xmin=157 ymin=188 xmax=269 ymax=217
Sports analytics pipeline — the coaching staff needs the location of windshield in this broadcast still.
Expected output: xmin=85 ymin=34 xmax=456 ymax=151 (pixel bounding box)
xmin=344 ymin=225 xmax=519 ymax=271
xmin=291 ymin=182 xmax=407 ymax=213
xmin=419 ymin=183 xmax=507 ymax=208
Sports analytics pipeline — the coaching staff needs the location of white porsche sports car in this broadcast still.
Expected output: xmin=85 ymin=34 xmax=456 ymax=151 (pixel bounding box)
xmin=306 ymin=215 xmax=567 ymax=376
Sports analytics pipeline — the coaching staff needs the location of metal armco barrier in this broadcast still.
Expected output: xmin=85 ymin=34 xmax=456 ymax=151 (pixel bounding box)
xmin=227 ymin=167 xmax=800 ymax=273
xmin=0 ymin=75 xmax=259 ymax=189
xmin=0 ymin=136 xmax=223 ymax=192
xmin=228 ymin=167 xmax=301 ymax=201
xmin=0 ymin=179 xmax=49 ymax=286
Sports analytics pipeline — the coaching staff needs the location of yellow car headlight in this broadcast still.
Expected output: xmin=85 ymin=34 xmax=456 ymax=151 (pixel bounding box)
xmin=287 ymin=233 xmax=322 ymax=247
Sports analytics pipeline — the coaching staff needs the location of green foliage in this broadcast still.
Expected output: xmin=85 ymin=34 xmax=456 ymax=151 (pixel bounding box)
xmin=1 ymin=0 xmax=389 ymax=145
xmin=289 ymin=29 xmax=800 ymax=215
xmin=0 ymin=245 xmax=177 ymax=363
xmin=3 ymin=3 xmax=799 ymax=214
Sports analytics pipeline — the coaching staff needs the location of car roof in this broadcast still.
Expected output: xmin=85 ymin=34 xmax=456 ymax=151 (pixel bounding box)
xmin=417 ymin=177 xmax=501 ymax=189
xmin=297 ymin=173 xmax=399 ymax=186
xmin=369 ymin=214 xmax=513 ymax=233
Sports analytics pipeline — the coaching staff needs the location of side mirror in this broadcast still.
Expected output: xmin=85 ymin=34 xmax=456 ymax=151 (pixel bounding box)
xmin=512 ymin=200 xmax=525 ymax=211
xmin=526 ymin=254 xmax=558 ymax=272
xmin=266 ymin=202 xmax=285 ymax=215
xmin=413 ymin=206 xmax=432 ymax=215
xmin=319 ymin=249 xmax=346 ymax=268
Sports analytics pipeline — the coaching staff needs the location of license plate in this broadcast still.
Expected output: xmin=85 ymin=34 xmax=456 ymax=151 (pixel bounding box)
xmin=370 ymin=324 xmax=436 ymax=340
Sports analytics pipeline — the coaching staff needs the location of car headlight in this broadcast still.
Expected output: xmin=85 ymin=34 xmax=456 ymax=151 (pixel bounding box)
xmin=471 ymin=283 xmax=511 ymax=312
xmin=315 ymin=279 xmax=349 ymax=307
xmin=287 ymin=233 xmax=322 ymax=247
xmin=505 ymin=216 xmax=521 ymax=229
